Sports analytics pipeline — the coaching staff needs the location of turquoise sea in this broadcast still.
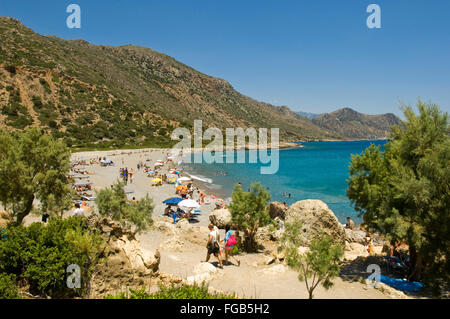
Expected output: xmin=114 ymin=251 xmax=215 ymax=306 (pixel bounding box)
xmin=181 ymin=140 xmax=387 ymax=223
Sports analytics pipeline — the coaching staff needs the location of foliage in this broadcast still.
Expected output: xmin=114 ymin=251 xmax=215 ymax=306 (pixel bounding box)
xmin=0 ymin=217 xmax=103 ymax=298
xmin=347 ymin=102 xmax=449 ymax=285
xmin=280 ymin=222 xmax=343 ymax=299
xmin=105 ymin=283 xmax=236 ymax=299
xmin=0 ymin=128 xmax=72 ymax=225
xmin=95 ymin=180 xmax=154 ymax=234
xmin=0 ymin=273 xmax=20 ymax=299
xmin=228 ymin=182 xmax=271 ymax=252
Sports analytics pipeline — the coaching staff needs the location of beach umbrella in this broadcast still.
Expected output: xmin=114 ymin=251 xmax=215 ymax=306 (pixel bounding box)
xmin=176 ymin=185 xmax=187 ymax=190
xmin=154 ymin=162 xmax=163 ymax=166
xmin=167 ymin=174 xmax=178 ymax=184
xmin=155 ymin=160 xmax=164 ymax=163
xmin=178 ymin=176 xmax=191 ymax=182
xmin=163 ymin=197 xmax=183 ymax=205
xmin=169 ymin=170 xmax=180 ymax=174
xmin=152 ymin=178 xmax=162 ymax=182
xmin=178 ymin=199 xmax=200 ymax=209
xmin=215 ymin=198 xmax=225 ymax=206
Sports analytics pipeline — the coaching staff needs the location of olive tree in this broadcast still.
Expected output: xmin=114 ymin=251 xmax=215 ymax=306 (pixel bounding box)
xmin=0 ymin=128 xmax=72 ymax=225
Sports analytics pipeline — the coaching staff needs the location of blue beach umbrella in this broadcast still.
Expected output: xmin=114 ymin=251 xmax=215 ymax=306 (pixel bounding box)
xmin=163 ymin=197 xmax=184 ymax=205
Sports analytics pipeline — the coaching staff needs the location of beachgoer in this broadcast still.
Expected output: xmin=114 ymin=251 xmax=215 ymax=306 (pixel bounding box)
xmin=42 ymin=213 xmax=50 ymax=223
xmin=346 ymin=217 xmax=355 ymax=230
xmin=199 ymin=191 xmax=206 ymax=204
xmin=222 ymin=225 xmax=240 ymax=266
xmin=129 ymin=168 xmax=134 ymax=184
xmin=164 ymin=205 xmax=173 ymax=216
xmin=203 ymin=224 xmax=223 ymax=268
xmin=73 ymin=203 xmax=85 ymax=217
xmin=365 ymin=231 xmax=375 ymax=255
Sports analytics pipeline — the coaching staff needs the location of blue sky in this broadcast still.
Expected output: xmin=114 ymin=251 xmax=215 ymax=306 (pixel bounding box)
xmin=1 ymin=0 xmax=449 ymax=117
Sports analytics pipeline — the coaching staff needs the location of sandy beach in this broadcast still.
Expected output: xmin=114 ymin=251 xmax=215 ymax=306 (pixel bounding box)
xmin=20 ymin=147 xmax=397 ymax=299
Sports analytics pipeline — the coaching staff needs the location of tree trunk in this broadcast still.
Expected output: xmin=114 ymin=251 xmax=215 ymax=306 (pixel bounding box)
xmin=15 ymin=195 xmax=34 ymax=226
xmin=243 ymin=229 xmax=258 ymax=253
xmin=408 ymin=247 xmax=425 ymax=282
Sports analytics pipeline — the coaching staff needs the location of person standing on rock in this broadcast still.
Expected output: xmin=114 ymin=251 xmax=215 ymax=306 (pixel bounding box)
xmin=346 ymin=217 xmax=355 ymax=230
xmin=203 ymin=224 xmax=223 ymax=269
xmin=223 ymin=224 xmax=240 ymax=266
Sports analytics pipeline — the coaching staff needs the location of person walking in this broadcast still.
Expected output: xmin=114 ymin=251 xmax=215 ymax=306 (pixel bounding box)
xmin=203 ymin=224 xmax=223 ymax=268
xmin=129 ymin=168 xmax=134 ymax=184
xmin=223 ymin=224 xmax=240 ymax=266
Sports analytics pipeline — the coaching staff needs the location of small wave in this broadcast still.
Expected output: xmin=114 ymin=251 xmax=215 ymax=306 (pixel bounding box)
xmin=185 ymin=173 xmax=213 ymax=184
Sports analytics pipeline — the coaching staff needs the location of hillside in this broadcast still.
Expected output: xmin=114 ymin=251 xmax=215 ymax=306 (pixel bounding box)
xmin=312 ymin=108 xmax=401 ymax=139
xmin=0 ymin=17 xmax=401 ymax=148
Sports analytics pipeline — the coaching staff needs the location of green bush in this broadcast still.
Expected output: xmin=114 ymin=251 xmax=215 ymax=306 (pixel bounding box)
xmin=0 ymin=217 xmax=101 ymax=298
xmin=0 ymin=273 xmax=20 ymax=299
xmin=106 ymin=283 xmax=236 ymax=299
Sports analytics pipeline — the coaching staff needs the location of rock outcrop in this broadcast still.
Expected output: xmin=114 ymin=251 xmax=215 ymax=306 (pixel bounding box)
xmin=88 ymin=217 xmax=161 ymax=298
xmin=186 ymin=262 xmax=223 ymax=285
xmin=209 ymin=208 xmax=232 ymax=229
xmin=269 ymin=202 xmax=288 ymax=220
xmin=284 ymin=200 xmax=346 ymax=245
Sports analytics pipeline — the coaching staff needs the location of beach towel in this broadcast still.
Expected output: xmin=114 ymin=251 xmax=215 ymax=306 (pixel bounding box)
xmin=379 ymin=274 xmax=423 ymax=292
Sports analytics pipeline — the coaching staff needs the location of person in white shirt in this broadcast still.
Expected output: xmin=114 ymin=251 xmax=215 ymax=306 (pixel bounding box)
xmin=203 ymin=223 xmax=223 ymax=268
xmin=73 ymin=203 xmax=85 ymax=217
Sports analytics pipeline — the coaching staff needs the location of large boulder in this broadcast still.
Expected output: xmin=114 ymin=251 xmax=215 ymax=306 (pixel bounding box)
xmin=344 ymin=228 xmax=367 ymax=245
xmin=285 ymin=200 xmax=346 ymax=246
xmin=269 ymin=202 xmax=288 ymax=219
xmin=209 ymin=208 xmax=231 ymax=228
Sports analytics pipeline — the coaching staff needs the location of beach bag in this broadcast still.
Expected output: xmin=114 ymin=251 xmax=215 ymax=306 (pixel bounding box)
xmin=226 ymin=234 xmax=237 ymax=247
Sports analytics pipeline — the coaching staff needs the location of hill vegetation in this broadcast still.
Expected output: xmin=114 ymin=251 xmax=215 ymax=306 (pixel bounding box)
xmin=0 ymin=17 xmax=401 ymax=149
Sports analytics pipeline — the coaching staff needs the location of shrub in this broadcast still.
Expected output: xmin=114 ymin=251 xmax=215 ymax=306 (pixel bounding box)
xmin=228 ymin=183 xmax=271 ymax=252
xmin=0 ymin=273 xmax=20 ymax=299
xmin=95 ymin=180 xmax=154 ymax=234
xmin=0 ymin=217 xmax=103 ymax=298
xmin=106 ymin=283 xmax=236 ymax=299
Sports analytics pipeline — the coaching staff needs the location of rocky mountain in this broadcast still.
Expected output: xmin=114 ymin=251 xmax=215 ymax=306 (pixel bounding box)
xmin=0 ymin=17 xmax=401 ymax=148
xmin=312 ymin=108 xmax=402 ymax=139
xmin=295 ymin=111 xmax=320 ymax=119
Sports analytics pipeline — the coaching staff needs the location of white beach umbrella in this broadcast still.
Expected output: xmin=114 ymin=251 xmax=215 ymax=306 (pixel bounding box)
xmin=178 ymin=199 xmax=200 ymax=209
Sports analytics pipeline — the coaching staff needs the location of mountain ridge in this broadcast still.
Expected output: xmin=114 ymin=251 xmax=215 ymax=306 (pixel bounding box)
xmin=0 ymin=17 xmax=401 ymax=148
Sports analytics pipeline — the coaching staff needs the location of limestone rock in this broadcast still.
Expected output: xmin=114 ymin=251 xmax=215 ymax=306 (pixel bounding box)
xmin=209 ymin=208 xmax=232 ymax=229
xmin=256 ymin=226 xmax=282 ymax=242
xmin=343 ymin=242 xmax=368 ymax=261
xmin=257 ymin=264 xmax=288 ymax=275
xmin=87 ymin=216 xmax=160 ymax=298
xmin=345 ymin=228 xmax=367 ymax=245
xmin=193 ymin=262 xmax=220 ymax=275
xmin=186 ymin=262 xmax=223 ymax=284
xmin=154 ymin=220 xmax=179 ymax=235
xmin=285 ymin=200 xmax=346 ymax=245
xmin=269 ymin=202 xmax=288 ymax=219
xmin=160 ymin=236 xmax=185 ymax=251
